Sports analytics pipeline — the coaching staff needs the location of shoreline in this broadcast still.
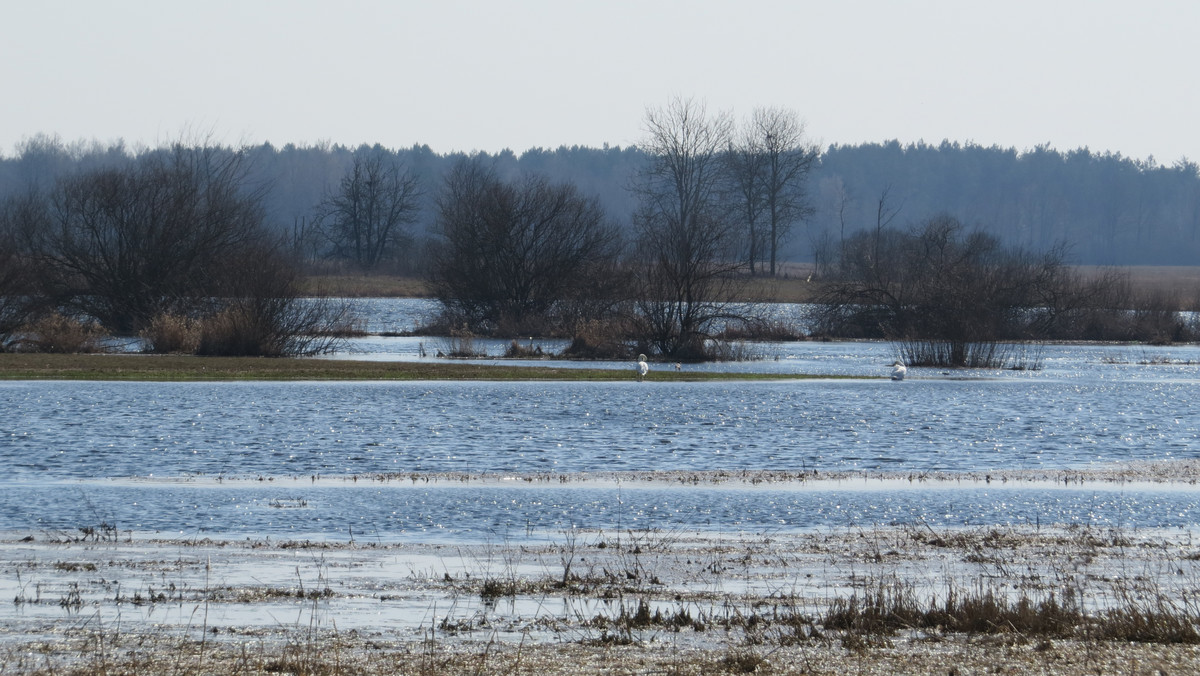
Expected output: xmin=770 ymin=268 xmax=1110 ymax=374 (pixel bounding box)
xmin=0 ymin=352 xmax=858 ymax=382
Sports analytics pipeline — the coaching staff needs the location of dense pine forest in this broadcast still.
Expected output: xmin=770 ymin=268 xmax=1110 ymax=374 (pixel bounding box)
xmin=2 ymin=133 xmax=1198 ymax=271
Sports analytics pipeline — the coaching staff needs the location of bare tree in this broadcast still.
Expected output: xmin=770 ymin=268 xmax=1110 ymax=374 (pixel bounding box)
xmin=724 ymin=128 xmax=768 ymax=274
xmin=316 ymin=147 xmax=422 ymax=270
xmin=752 ymin=107 xmax=818 ymax=276
xmin=429 ymin=158 xmax=624 ymax=334
xmin=632 ymin=97 xmax=747 ymax=359
xmin=0 ymin=194 xmax=39 ymax=349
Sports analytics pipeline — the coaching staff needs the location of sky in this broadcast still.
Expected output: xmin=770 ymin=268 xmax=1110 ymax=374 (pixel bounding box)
xmin=3 ymin=0 xmax=1198 ymax=163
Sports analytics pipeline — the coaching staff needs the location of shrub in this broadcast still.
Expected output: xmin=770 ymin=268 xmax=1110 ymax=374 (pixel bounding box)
xmin=504 ymin=339 xmax=544 ymax=358
xmin=194 ymin=297 xmax=350 ymax=358
xmin=191 ymin=241 xmax=355 ymax=357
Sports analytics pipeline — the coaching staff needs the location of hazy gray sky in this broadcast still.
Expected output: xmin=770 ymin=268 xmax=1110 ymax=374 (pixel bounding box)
xmin=4 ymin=0 xmax=1197 ymax=162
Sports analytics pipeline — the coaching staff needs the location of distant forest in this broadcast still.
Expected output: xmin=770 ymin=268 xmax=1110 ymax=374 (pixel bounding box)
xmin=3 ymin=134 xmax=1198 ymax=269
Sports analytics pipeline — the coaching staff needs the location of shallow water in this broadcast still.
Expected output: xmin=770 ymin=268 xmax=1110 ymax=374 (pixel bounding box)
xmin=1 ymin=477 xmax=1196 ymax=543
xmin=2 ymin=298 xmax=1200 ymax=542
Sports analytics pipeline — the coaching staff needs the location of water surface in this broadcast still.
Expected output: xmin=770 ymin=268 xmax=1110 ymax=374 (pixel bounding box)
xmin=3 ymin=298 xmax=1199 ymax=542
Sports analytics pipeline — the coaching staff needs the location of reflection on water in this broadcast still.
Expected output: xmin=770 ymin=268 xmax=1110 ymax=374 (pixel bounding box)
xmin=1 ymin=297 xmax=1199 ymax=542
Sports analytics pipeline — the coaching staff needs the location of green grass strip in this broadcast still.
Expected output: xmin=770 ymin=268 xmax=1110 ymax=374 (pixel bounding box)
xmin=0 ymin=353 xmax=856 ymax=382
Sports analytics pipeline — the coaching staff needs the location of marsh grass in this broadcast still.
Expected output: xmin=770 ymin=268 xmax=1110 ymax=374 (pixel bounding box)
xmin=438 ymin=325 xmax=486 ymax=358
xmin=1097 ymin=586 xmax=1200 ymax=644
xmin=824 ymin=578 xmax=1083 ymax=639
xmin=503 ymin=338 xmax=545 ymax=358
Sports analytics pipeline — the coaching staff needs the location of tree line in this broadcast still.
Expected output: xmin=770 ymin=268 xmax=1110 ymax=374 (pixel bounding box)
xmin=5 ymin=129 xmax=1199 ymax=270
xmin=1 ymin=99 xmax=821 ymax=360
xmin=3 ymin=101 xmax=1199 ymax=362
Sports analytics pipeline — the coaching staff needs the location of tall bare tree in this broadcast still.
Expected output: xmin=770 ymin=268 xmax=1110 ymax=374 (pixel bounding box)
xmin=724 ymin=128 xmax=768 ymax=274
xmin=750 ymin=107 xmax=818 ymax=275
xmin=632 ymin=97 xmax=746 ymax=359
xmin=317 ymin=147 xmax=422 ymax=270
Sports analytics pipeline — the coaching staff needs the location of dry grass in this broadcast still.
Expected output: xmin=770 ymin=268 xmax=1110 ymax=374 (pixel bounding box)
xmin=301 ymin=274 xmax=431 ymax=298
xmin=138 ymin=313 xmax=200 ymax=353
xmin=1078 ymin=265 xmax=1200 ymax=308
xmin=296 ymin=264 xmax=1200 ymax=309
xmin=13 ymin=314 xmax=106 ymax=353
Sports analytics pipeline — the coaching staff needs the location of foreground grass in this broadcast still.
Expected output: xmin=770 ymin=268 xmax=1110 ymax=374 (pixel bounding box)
xmin=0 ymin=353 xmax=835 ymax=382
xmin=5 ymin=631 xmax=1195 ymax=676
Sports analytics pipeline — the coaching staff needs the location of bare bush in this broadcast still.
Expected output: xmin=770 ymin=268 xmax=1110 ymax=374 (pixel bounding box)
xmin=0 ymin=192 xmax=40 ymax=351
xmin=17 ymin=144 xmax=268 ymax=334
xmin=560 ymin=318 xmax=636 ymax=360
xmin=429 ymin=158 xmax=626 ymax=336
xmin=815 ymin=215 xmax=1125 ymax=366
xmin=194 ymin=245 xmax=353 ymax=357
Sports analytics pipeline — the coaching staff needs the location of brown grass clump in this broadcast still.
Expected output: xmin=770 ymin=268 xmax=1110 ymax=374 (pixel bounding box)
xmin=438 ymin=325 xmax=486 ymax=358
xmin=504 ymin=339 xmax=545 ymax=358
xmin=824 ymin=578 xmax=1085 ymax=639
xmin=16 ymin=314 xmax=106 ymax=353
xmin=1097 ymin=587 xmax=1200 ymax=644
xmin=195 ymin=306 xmax=266 ymax=356
xmin=139 ymin=313 xmax=200 ymax=354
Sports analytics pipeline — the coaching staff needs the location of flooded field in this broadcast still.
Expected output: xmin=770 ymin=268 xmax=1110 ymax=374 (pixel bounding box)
xmin=2 ymin=298 xmax=1199 ymax=673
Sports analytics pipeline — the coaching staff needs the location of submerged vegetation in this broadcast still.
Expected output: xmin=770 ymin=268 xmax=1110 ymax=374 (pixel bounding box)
xmin=4 ymin=521 xmax=1199 ymax=674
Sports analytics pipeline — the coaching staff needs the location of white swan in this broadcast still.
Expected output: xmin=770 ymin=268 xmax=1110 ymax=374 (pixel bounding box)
xmin=637 ymin=354 xmax=649 ymax=381
xmin=890 ymin=361 xmax=907 ymax=381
